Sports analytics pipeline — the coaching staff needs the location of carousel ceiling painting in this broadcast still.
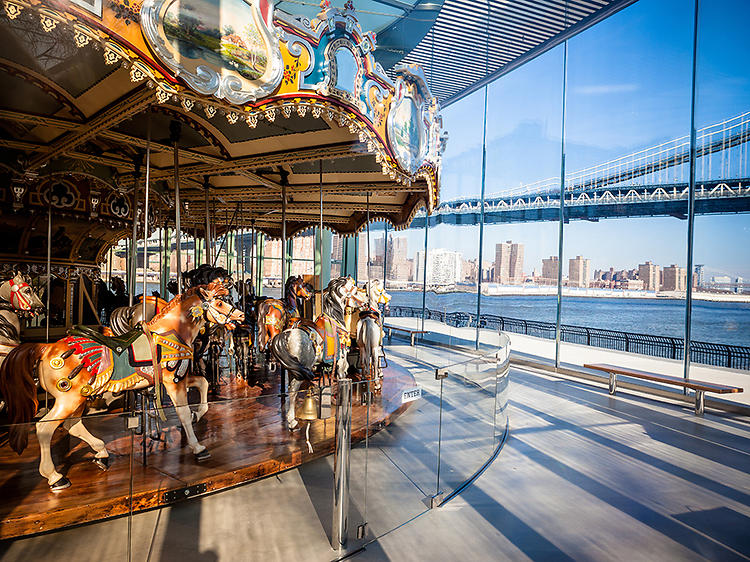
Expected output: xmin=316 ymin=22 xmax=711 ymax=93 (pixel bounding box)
xmin=0 ymin=0 xmax=446 ymax=264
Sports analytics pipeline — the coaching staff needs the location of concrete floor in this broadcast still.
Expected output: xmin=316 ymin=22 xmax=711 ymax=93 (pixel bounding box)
xmin=2 ymin=343 xmax=749 ymax=561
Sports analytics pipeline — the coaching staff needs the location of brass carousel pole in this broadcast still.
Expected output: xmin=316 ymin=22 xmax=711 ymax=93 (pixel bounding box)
xmin=366 ymin=192 xmax=371 ymax=288
xmin=204 ymin=176 xmax=212 ymax=264
xmin=170 ymin=120 xmax=182 ymax=291
xmin=281 ymin=174 xmax=287 ymax=293
xmin=45 ymin=198 xmax=51 ymax=412
xmin=129 ymin=161 xmax=140 ymax=307
xmin=141 ymin=111 xmax=152 ymax=319
xmin=319 ymin=160 xmax=323 ymax=315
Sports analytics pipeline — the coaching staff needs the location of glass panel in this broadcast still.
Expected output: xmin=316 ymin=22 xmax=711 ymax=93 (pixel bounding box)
xmin=436 ymin=332 xmax=511 ymax=500
xmin=262 ymin=237 xmax=282 ymax=298
xmin=480 ymin=46 xmax=565 ymax=356
xmin=560 ymin=0 xmax=693 ymax=378
xmin=692 ymin=0 xmax=750 ymax=405
xmin=0 ymin=412 xmax=133 ymax=556
xmin=357 ymin=221 xmax=386 ymax=285
xmin=331 ymin=233 xmax=344 ymax=279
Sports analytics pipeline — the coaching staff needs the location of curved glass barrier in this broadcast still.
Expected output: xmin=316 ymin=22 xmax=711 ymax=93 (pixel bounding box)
xmin=0 ymin=329 xmax=510 ymax=558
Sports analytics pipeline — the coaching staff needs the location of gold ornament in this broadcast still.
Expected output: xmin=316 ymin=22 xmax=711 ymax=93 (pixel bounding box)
xmin=56 ymin=378 xmax=72 ymax=392
xmin=50 ymin=357 xmax=65 ymax=369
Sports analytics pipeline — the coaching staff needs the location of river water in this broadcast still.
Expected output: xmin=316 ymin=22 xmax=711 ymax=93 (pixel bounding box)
xmin=388 ymin=290 xmax=750 ymax=347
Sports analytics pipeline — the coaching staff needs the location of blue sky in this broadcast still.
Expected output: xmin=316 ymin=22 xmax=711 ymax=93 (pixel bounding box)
xmin=387 ymin=0 xmax=750 ymax=280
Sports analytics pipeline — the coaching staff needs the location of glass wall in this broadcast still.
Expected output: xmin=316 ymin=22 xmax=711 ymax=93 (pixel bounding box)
xmin=691 ymin=0 xmax=750 ymax=395
xmin=559 ymin=0 xmax=693 ymax=372
xmin=481 ymin=46 xmax=565 ymax=357
xmin=382 ymin=0 xmax=750 ymax=405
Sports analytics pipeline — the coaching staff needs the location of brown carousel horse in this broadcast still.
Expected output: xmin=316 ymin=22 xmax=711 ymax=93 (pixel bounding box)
xmin=256 ymin=275 xmax=313 ymax=352
xmin=0 ymin=282 xmax=244 ymax=491
xmin=270 ymin=276 xmax=367 ymax=429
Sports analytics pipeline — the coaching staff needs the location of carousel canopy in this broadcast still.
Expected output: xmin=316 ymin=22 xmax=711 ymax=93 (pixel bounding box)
xmin=0 ymin=0 xmax=445 ymax=265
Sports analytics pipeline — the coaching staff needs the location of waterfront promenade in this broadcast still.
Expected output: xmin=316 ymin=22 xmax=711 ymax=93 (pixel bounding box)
xmin=384 ymin=316 xmax=750 ymax=409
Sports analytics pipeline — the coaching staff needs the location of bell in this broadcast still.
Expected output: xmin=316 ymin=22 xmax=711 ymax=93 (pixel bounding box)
xmin=297 ymin=389 xmax=319 ymax=421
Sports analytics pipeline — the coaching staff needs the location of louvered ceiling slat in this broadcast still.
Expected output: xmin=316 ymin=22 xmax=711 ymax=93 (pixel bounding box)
xmin=388 ymin=0 xmax=635 ymax=105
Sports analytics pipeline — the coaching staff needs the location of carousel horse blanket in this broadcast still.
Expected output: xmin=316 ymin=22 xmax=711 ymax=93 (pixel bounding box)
xmin=60 ymin=327 xmax=193 ymax=394
xmin=293 ymin=315 xmax=349 ymax=368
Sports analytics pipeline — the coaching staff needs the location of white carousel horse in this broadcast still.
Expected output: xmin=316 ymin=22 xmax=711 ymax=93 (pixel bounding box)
xmin=356 ymin=279 xmax=391 ymax=389
xmin=270 ymin=277 xmax=367 ymax=429
xmin=0 ymin=283 xmax=244 ymax=490
xmin=0 ymin=272 xmax=44 ymax=412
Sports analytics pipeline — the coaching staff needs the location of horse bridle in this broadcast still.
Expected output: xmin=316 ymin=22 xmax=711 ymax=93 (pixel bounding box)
xmin=8 ymin=277 xmax=33 ymax=311
xmin=198 ymin=292 xmax=241 ymax=326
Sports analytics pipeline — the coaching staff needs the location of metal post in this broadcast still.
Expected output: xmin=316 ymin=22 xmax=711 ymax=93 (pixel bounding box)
xmin=382 ymin=222 xmax=388 ymax=289
xmin=45 ymin=202 xmax=51 ymax=411
xmin=170 ymin=120 xmax=182 ymax=292
xmin=129 ymin=163 xmax=140 ymax=306
xmin=475 ymin=85 xmax=489 ymax=350
xmin=332 ymin=378 xmax=352 ymax=550
xmin=250 ymin=220 xmax=256 ymax=294
xmin=319 ymin=159 xmax=324 ymax=313
xmin=142 ymin=111 xmax=151 ymax=318
xmin=554 ymin=39 xmax=569 ymax=369
xmin=366 ymin=192 xmax=371 ymax=290
xmin=204 ymin=176 xmax=212 ymax=264
xmin=281 ymin=172 xmax=288 ymax=292
xmin=683 ymin=0 xmax=700 ymax=384
xmin=421 ymin=218 xmax=428 ymax=332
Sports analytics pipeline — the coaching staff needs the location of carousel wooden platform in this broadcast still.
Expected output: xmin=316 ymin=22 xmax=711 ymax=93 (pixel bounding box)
xmin=0 ymin=365 xmax=416 ymax=540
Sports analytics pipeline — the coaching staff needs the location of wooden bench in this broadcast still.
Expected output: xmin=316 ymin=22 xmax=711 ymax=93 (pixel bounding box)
xmin=384 ymin=324 xmax=429 ymax=346
xmin=584 ymin=363 xmax=744 ymax=416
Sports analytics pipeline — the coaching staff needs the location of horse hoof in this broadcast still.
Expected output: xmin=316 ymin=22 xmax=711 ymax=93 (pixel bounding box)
xmin=194 ymin=450 xmax=211 ymax=462
xmin=50 ymin=476 xmax=71 ymax=492
xmin=288 ymin=420 xmax=299 ymax=431
xmin=93 ymin=457 xmax=111 ymax=471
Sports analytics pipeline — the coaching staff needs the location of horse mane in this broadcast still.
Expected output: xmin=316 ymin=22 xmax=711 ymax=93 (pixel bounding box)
xmin=146 ymin=286 xmax=202 ymax=326
xmin=283 ymin=276 xmax=298 ymax=310
xmin=323 ymin=279 xmax=346 ymax=325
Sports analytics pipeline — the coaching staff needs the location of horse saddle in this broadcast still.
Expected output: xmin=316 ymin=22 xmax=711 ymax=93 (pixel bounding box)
xmin=63 ymin=329 xmax=156 ymax=394
xmin=292 ymin=315 xmax=347 ymax=367
xmin=359 ymin=309 xmax=380 ymax=322
xmin=68 ymin=324 xmax=142 ymax=352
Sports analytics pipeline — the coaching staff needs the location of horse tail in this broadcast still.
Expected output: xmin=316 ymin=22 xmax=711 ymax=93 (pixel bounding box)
xmin=270 ymin=331 xmax=315 ymax=381
xmin=0 ymin=343 xmax=43 ymax=454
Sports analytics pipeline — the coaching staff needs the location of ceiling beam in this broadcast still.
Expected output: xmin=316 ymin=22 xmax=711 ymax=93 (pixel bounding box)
xmin=179 ymin=182 xmax=419 ymax=199
xmin=0 ymin=109 xmax=224 ymax=166
xmin=0 ymin=138 xmax=136 ymax=170
xmin=117 ymin=141 xmax=370 ymax=186
xmin=27 ymin=87 xmax=155 ymax=171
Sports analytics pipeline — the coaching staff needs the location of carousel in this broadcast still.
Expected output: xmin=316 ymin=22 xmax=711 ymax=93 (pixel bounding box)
xmin=0 ymin=0 xmax=444 ymax=542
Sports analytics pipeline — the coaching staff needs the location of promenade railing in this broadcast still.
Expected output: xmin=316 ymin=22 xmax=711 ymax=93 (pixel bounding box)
xmin=387 ymin=305 xmax=750 ymax=371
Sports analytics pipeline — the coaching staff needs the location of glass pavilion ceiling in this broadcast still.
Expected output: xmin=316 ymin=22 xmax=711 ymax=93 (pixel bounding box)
xmin=390 ymin=0 xmax=638 ymax=105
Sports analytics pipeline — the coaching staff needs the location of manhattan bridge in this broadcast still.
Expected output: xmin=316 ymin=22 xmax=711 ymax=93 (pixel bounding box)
xmin=412 ymin=111 xmax=750 ymax=227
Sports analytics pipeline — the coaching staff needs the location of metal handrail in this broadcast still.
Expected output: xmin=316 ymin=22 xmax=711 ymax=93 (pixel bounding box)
xmin=386 ymin=305 xmax=750 ymax=371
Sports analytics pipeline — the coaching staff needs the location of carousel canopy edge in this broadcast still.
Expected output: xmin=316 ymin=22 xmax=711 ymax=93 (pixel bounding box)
xmin=2 ymin=0 xmax=446 ymax=216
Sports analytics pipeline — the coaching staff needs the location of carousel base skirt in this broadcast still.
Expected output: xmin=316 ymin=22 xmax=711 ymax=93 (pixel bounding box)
xmin=0 ymin=365 xmax=415 ymax=539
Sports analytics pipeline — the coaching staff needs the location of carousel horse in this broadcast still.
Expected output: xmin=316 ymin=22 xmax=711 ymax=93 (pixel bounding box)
xmin=0 ymin=282 xmax=244 ymax=490
xmin=108 ymin=265 xmax=232 ymax=419
xmin=108 ymin=295 xmax=168 ymax=335
xmin=356 ymin=280 xmax=391 ymax=389
xmin=0 ymin=271 xmax=44 ymax=391
xmin=271 ymin=277 xmax=367 ymax=429
xmin=257 ymin=275 xmax=313 ymax=352
xmin=0 ymin=270 xmax=45 ymax=353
